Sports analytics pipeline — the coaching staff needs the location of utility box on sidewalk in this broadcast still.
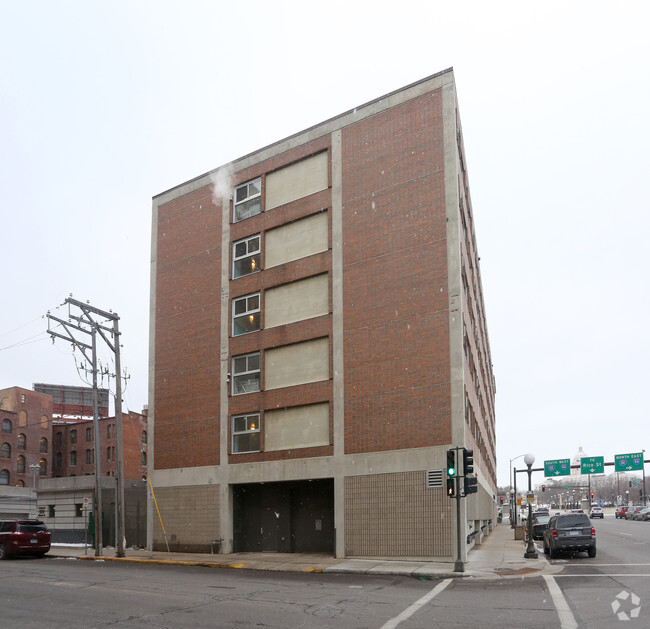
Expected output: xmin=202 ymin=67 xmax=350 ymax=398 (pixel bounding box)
xmin=514 ymin=525 xmax=524 ymax=540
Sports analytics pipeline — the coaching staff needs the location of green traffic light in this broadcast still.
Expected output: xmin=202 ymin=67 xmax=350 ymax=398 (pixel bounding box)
xmin=448 ymin=466 xmax=456 ymax=476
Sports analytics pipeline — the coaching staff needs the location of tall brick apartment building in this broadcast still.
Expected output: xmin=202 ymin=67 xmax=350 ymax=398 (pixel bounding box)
xmin=149 ymin=68 xmax=497 ymax=562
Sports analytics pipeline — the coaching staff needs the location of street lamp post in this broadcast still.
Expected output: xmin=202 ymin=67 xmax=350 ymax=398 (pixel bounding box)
xmin=524 ymin=453 xmax=538 ymax=559
xmin=29 ymin=463 xmax=40 ymax=489
xmin=510 ymin=454 xmax=526 ymax=527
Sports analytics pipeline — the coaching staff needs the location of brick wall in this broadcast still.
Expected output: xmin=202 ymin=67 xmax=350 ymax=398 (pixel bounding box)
xmin=341 ymin=90 xmax=452 ymax=454
xmin=154 ymin=185 xmax=222 ymax=469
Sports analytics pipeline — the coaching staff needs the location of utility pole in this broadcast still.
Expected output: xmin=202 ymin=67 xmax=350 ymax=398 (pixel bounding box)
xmin=47 ymin=297 xmax=127 ymax=557
xmin=47 ymin=309 xmax=103 ymax=556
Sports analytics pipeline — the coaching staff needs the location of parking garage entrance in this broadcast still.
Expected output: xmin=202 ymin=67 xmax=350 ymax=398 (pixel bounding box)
xmin=233 ymin=479 xmax=334 ymax=554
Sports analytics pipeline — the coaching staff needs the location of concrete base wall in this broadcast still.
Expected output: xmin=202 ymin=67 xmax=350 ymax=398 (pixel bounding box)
xmin=152 ymin=484 xmax=220 ymax=553
xmin=344 ymin=471 xmax=454 ymax=559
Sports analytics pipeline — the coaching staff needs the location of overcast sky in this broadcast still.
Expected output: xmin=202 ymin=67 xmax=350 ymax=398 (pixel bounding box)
xmin=1 ymin=1 xmax=648 ymax=488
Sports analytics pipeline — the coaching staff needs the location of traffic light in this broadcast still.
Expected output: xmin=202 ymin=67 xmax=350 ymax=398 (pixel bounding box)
xmin=462 ymin=448 xmax=474 ymax=476
xmin=464 ymin=475 xmax=478 ymax=495
xmin=447 ymin=449 xmax=456 ymax=477
xmin=542 ymin=484 xmax=546 ymax=492
xmin=447 ymin=449 xmax=456 ymax=497
xmin=461 ymin=448 xmax=477 ymax=495
xmin=500 ymin=496 xmax=504 ymax=504
xmin=591 ymin=492 xmax=594 ymax=499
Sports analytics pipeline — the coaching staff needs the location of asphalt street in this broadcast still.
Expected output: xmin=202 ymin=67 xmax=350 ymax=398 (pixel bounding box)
xmin=1 ymin=516 xmax=649 ymax=628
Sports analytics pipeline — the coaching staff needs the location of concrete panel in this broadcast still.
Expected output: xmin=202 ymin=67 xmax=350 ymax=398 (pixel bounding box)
xmin=265 ymin=403 xmax=329 ymax=451
xmin=265 ymin=212 xmax=328 ymax=269
xmin=151 ymin=484 xmax=220 ymax=553
xmin=265 ymin=338 xmax=329 ymax=390
xmin=265 ymin=274 xmax=329 ymax=329
xmin=345 ymin=471 xmax=454 ymax=559
xmin=265 ymin=152 xmax=328 ymax=211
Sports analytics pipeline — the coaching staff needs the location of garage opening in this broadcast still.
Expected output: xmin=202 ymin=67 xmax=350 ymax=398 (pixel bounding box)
xmin=233 ymin=479 xmax=334 ymax=554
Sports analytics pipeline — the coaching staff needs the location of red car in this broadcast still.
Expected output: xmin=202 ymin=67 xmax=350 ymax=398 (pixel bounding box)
xmin=615 ymin=506 xmax=628 ymax=519
xmin=0 ymin=519 xmax=51 ymax=559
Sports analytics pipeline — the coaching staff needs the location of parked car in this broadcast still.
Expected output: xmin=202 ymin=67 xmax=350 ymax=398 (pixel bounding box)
xmin=589 ymin=506 xmax=604 ymax=519
xmin=0 ymin=519 xmax=51 ymax=559
xmin=543 ymin=513 xmax=596 ymax=558
xmin=531 ymin=513 xmax=551 ymax=540
xmin=625 ymin=506 xmax=644 ymax=520
xmin=616 ymin=506 xmax=628 ymax=519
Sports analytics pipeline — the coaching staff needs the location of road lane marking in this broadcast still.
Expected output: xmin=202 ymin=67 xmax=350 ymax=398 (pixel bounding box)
xmin=552 ymin=574 xmax=650 ymax=578
xmin=380 ymin=579 xmax=452 ymax=629
xmin=543 ymin=575 xmax=578 ymax=629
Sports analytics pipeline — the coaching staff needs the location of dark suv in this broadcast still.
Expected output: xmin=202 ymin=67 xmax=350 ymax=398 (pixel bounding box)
xmin=0 ymin=519 xmax=51 ymax=559
xmin=543 ymin=513 xmax=596 ymax=558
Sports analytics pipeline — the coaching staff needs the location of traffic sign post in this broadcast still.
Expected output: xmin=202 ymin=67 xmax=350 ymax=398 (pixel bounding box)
xmin=615 ymin=453 xmax=644 ymax=472
xmin=544 ymin=458 xmax=571 ymax=477
xmin=581 ymin=456 xmax=604 ymax=475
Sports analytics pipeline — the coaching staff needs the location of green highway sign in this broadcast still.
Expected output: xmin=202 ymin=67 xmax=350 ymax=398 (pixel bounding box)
xmin=544 ymin=458 xmax=571 ymax=477
xmin=615 ymin=452 xmax=644 ymax=472
xmin=581 ymin=456 xmax=604 ymax=475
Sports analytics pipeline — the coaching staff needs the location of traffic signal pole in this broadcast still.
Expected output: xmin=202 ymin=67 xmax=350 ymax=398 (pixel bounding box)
xmin=447 ymin=446 xmax=477 ymax=572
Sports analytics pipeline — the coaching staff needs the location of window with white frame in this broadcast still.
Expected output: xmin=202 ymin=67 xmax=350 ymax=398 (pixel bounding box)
xmin=232 ymin=413 xmax=260 ymax=453
xmin=232 ymin=293 xmax=260 ymax=336
xmin=232 ymin=352 xmax=260 ymax=395
xmin=234 ymin=177 xmax=261 ymax=222
xmin=233 ymin=234 xmax=261 ymax=278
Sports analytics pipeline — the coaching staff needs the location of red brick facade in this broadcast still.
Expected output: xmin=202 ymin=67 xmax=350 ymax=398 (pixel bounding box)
xmin=152 ymin=77 xmax=496 ymax=478
xmin=0 ymin=387 xmax=53 ymax=487
xmin=51 ymin=411 xmax=148 ymax=480
xmin=150 ymin=70 xmax=497 ymax=558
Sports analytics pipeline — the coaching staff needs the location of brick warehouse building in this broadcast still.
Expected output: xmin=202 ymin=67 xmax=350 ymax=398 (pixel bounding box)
xmin=148 ymin=68 xmax=497 ymax=562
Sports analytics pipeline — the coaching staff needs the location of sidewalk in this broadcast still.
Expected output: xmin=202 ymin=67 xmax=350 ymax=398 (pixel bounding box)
xmin=49 ymin=520 xmax=558 ymax=580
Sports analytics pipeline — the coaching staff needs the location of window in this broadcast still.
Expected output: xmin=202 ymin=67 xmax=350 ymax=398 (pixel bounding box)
xmin=15 ymin=479 xmax=24 ymax=487
xmin=17 ymin=456 xmax=25 ymax=474
xmin=17 ymin=434 xmax=26 ymax=450
xmin=40 ymin=437 xmax=48 ymax=453
xmin=86 ymin=449 xmax=93 ymax=464
xmin=232 ymin=352 xmax=261 ymax=395
xmin=0 ymin=470 xmax=9 ymax=485
xmin=48 ymin=504 xmax=55 ymax=518
xmin=40 ymin=415 xmax=48 ymax=429
xmin=70 ymin=429 xmax=77 ymax=444
xmin=234 ymin=177 xmax=261 ymax=222
xmin=232 ymin=413 xmax=261 ymax=453
xmin=2 ymin=418 xmax=11 ymax=433
xmin=107 ymin=424 xmax=112 ymax=439
xmin=39 ymin=458 xmax=47 ymax=475
xmin=55 ymin=452 xmax=62 ymax=469
xmin=70 ymin=451 xmax=77 ymax=466
xmin=55 ymin=431 xmax=63 ymax=446
xmin=86 ymin=427 xmax=92 ymax=442
xmin=142 ymin=430 xmax=147 ymax=445
xmin=1 ymin=443 xmax=10 ymax=458
xmin=75 ymin=503 xmax=83 ymax=517
xmin=141 ymin=451 xmax=147 ymax=465
xmin=232 ymin=293 xmax=260 ymax=336
xmin=233 ymin=234 xmax=261 ymax=278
